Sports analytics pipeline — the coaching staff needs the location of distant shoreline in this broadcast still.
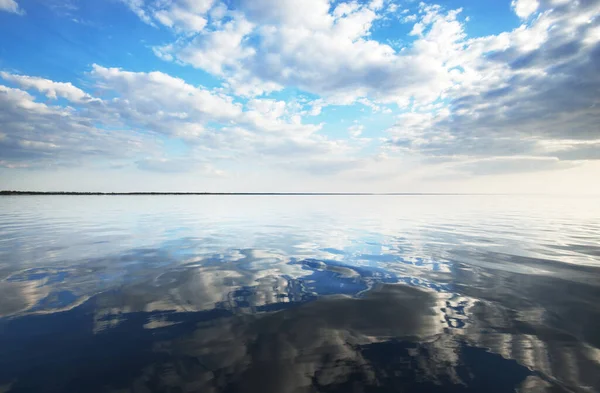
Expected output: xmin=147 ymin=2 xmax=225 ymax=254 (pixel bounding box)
xmin=1 ymin=191 xmax=491 ymax=196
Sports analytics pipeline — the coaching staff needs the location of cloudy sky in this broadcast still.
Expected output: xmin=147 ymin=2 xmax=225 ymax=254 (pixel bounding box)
xmin=0 ymin=0 xmax=599 ymax=193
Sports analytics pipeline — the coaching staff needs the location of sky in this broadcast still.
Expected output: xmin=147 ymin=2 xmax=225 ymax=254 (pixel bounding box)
xmin=0 ymin=0 xmax=599 ymax=193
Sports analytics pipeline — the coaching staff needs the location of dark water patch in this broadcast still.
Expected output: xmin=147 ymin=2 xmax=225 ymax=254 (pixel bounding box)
xmin=0 ymin=284 xmax=554 ymax=393
xmin=0 ymin=298 xmax=233 ymax=393
xmin=314 ymin=341 xmax=533 ymax=393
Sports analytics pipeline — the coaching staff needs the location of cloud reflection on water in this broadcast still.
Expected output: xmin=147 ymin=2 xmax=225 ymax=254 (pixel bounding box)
xmin=1 ymin=196 xmax=600 ymax=392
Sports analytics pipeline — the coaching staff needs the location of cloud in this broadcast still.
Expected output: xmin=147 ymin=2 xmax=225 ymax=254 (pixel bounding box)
xmin=150 ymin=1 xmax=467 ymax=105
xmin=511 ymin=0 xmax=539 ymax=19
xmin=384 ymin=0 xmax=600 ymax=175
xmin=153 ymin=7 xmax=208 ymax=33
xmin=120 ymin=0 xmax=153 ymax=25
xmin=540 ymin=140 xmax=600 ymax=161
xmin=1 ymin=66 xmax=360 ymax=176
xmin=453 ymin=156 xmax=574 ymax=176
xmin=89 ymin=64 xmax=244 ymax=130
xmin=159 ymin=13 xmax=256 ymax=78
xmin=0 ymin=84 xmax=158 ymax=168
xmin=348 ymin=124 xmax=364 ymax=138
xmin=87 ymin=65 xmax=327 ymax=141
xmin=4 ymin=0 xmax=600 ymax=186
xmin=119 ymin=0 xmax=600 ymax=178
xmin=120 ymin=0 xmax=214 ymax=32
xmin=0 ymin=0 xmax=23 ymax=14
xmin=0 ymin=72 xmax=95 ymax=102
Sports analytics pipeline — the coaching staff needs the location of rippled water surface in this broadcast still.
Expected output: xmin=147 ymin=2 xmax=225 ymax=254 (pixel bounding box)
xmin=1 ymin=195 xmax=600 ymax=393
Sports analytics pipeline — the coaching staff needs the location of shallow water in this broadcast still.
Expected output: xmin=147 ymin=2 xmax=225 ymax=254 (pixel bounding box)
xmin=1 ymin=195 xmax=599 ymax=393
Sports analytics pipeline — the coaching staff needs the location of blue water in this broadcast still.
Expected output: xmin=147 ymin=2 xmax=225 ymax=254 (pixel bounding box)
xmin=1 ymin=195 xmax=599 ymax=392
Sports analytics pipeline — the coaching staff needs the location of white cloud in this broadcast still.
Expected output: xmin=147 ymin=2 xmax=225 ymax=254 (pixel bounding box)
xmin=209 ymin=2 xmax=227 ymax=20
xmin=385 ymin=0 xmax=600 ymax=171
xmin=0 ymin=84 xmax=158 ymax=168
xmin=120 ymin=0 xmax=153 ymax=25
xmin=1 ymin=72 xmax=95 ymax=102
xmin=348 ymin=124 xmax=364 ymax=137
xmin=306 ymin=99 xmax=326 ymax=116
xmin=162 ymin=13 xmax=256 ymax=77
xmin=239 ymin=0 xmax=334 ymax=30
xmin=1 ymin=66 xmax=360 ymax=177
xmin=153 ymin=7 xmax=207 ymax=33
xmin=110 ymin=0 xmax=600 ymax=183
xmin=4 ymin=0 xmax=600 ymax=190
xmin=403 ymin=14 xmax=417 ymax=23
xmin=121 ymin=0 xmax=215 ymax=33
xmin=90 ymin=64 xmax=244 ymax=125
xmin=150 ymin=0 xmax=467 ymax=106
xmin=88 ymin=65 xmax=327 ymax=139
xmin=0 ymin=0 xmax=23 ymax=14
xmin=511 ymin=0 xmax=539 ymax=19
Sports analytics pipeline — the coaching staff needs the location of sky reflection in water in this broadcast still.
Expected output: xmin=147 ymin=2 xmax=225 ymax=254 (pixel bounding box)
xmin=1 ymin=195 xmax=600 ymax=393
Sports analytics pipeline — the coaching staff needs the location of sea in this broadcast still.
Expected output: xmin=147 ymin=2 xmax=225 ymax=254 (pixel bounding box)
xmin=0 ymin=195 xmax=599 ymax=393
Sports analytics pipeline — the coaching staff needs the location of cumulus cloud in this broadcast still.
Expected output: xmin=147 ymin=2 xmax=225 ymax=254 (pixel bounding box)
xmin=0 ymin=67 xmax=358 ymax=176
xmin=150 ymin=0 xmax=466 ymax=105
xmin=160 ymin=13 xmax=257 ymax=79
xmin=90 ymin=64 xmax=244 ymax=130
xmin=385 ymin=0 xmax=600 ymax=173
xmin=4 ymin=0 xmax=600 ymax=185
xmin=511 ymin=0 xmax=539 ymax=19
xmin=119 ymin=0 xmax=600 ymax=179
xmin=0 ymin=84 xmax=157 ymax=168
xmin=0 ymin=72 xmax=95 ymax=103
xmin=121 ymin=0 xmax=214 ymax=32
xmin=445 ymin=0 xmax=600 ymax=139
xmin=87 ymin=65 xmax=328 ymax=141
xmin=0 ymin=0 xmax=23 ymax=14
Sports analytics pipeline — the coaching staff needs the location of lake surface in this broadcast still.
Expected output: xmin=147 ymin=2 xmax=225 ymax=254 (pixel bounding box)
xmin=1 ymin=195 xmax=599 ymax=393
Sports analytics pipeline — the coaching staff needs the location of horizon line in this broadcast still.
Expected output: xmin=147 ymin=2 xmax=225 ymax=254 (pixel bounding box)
xmin=0 ymin=190 xmax=577 ymax=196
xmin=0 ymin=190 xmax=496 ymax=196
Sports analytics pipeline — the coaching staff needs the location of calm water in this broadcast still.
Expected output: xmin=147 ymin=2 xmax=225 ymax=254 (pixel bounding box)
xmin=1 ymin=196 xmax=600 ymax=393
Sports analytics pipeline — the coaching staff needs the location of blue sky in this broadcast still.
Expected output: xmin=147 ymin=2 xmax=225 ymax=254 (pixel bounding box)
xmin=1 ymin=0 xmax=599 ymax=192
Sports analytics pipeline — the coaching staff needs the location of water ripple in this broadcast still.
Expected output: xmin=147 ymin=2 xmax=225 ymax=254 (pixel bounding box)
xmin=1 ymin=195 xmax=599 ymax=392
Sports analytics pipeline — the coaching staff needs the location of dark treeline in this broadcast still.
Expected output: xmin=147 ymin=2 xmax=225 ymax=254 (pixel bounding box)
xmin=0 ymin=191 xmax=372 ymax=195
xmin=0 ymin=191 xmax=220 ymax=195
xmin=0 ymin=191 xmax=471 ymax=196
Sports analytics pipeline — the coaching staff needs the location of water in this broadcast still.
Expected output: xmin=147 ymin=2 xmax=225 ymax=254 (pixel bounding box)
xmin=0 ymin=195 xmax=599 ymax=393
